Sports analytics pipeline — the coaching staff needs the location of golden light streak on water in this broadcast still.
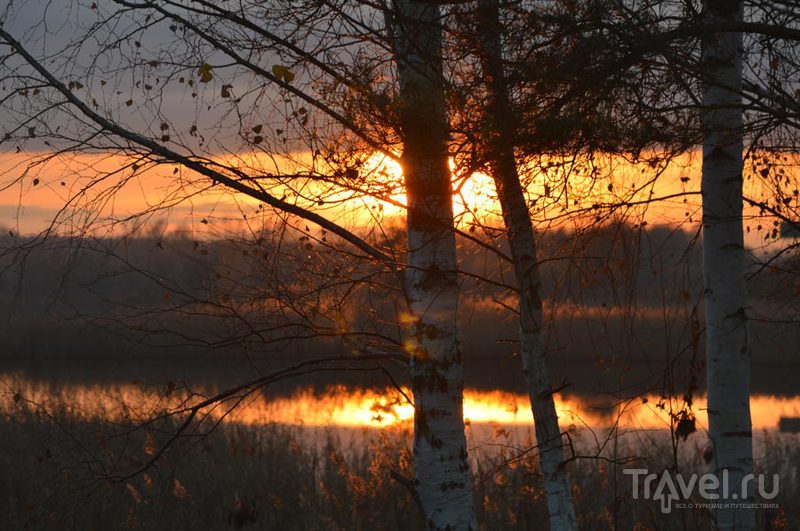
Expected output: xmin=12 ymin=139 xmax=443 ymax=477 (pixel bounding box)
xmin=1 ymin=377 xmax=799 ymax=432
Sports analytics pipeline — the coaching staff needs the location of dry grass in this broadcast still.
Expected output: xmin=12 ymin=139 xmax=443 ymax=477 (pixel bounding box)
xmin=0 ymin=401 xmax=796 ymax=530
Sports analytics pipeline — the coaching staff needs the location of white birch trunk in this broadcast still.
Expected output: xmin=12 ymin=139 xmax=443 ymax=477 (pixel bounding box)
xmin=475 ymin=2 xmax=577 ymax=529
xmin=701 ymin=1 xmax=755 ymax=529
xmin=390 ymin=1 xmax=475 ymax=528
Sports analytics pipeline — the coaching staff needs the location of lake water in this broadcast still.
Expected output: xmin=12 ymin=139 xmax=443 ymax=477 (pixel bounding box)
xmin=3 ymin=357 xmax=799 ymax=528
xmin=3 ymin=361 xmax=799 ymax=434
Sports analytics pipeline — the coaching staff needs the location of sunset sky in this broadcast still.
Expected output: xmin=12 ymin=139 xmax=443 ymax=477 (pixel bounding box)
xmin=1 ymin=146 xmax=795 ymax=260
xmin=0 ymin=0 xmax=796 ymax=257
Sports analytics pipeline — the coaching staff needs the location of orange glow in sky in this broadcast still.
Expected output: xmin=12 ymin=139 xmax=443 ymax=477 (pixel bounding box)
xmin=0 ymin=148 xmax=796 ymax=254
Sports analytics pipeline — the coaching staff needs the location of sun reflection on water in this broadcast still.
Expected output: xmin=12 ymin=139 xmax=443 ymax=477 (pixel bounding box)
xmin=2 ymin=377 xmax=799 ymax=432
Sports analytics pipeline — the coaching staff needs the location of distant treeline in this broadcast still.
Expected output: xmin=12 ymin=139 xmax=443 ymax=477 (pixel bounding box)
xmin=0 ymin=222 xmax=797 ymax=394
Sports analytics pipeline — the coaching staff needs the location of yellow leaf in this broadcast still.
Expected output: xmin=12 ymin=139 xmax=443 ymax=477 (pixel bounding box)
xmin=143 ymin=473 xmax=154 ymax=492
xmin=197 ymin=63 xmax=213 ymax=83
xmin=398 ymin=312 xmax=418 ymax=325
xmin=173 ymin=479 xmax=191 ymax=499
xmin=143 ymin=431 xmax=157 ymax=456
xmin=271 ymin=64 xmax=295 ymax=83
xmin=126 ymin=483 xmax=143 ymax=504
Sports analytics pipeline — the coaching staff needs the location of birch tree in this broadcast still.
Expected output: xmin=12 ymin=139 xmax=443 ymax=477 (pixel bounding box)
xmin=701 ymin=1 xmax=754 ymax=528
xmin=0 ymin=1 xmax=476 ymax=526
xmin=390 ymin=2 xmax=475 ymax=527
xmin=473 ymin=1 xmax=576 ymax=529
